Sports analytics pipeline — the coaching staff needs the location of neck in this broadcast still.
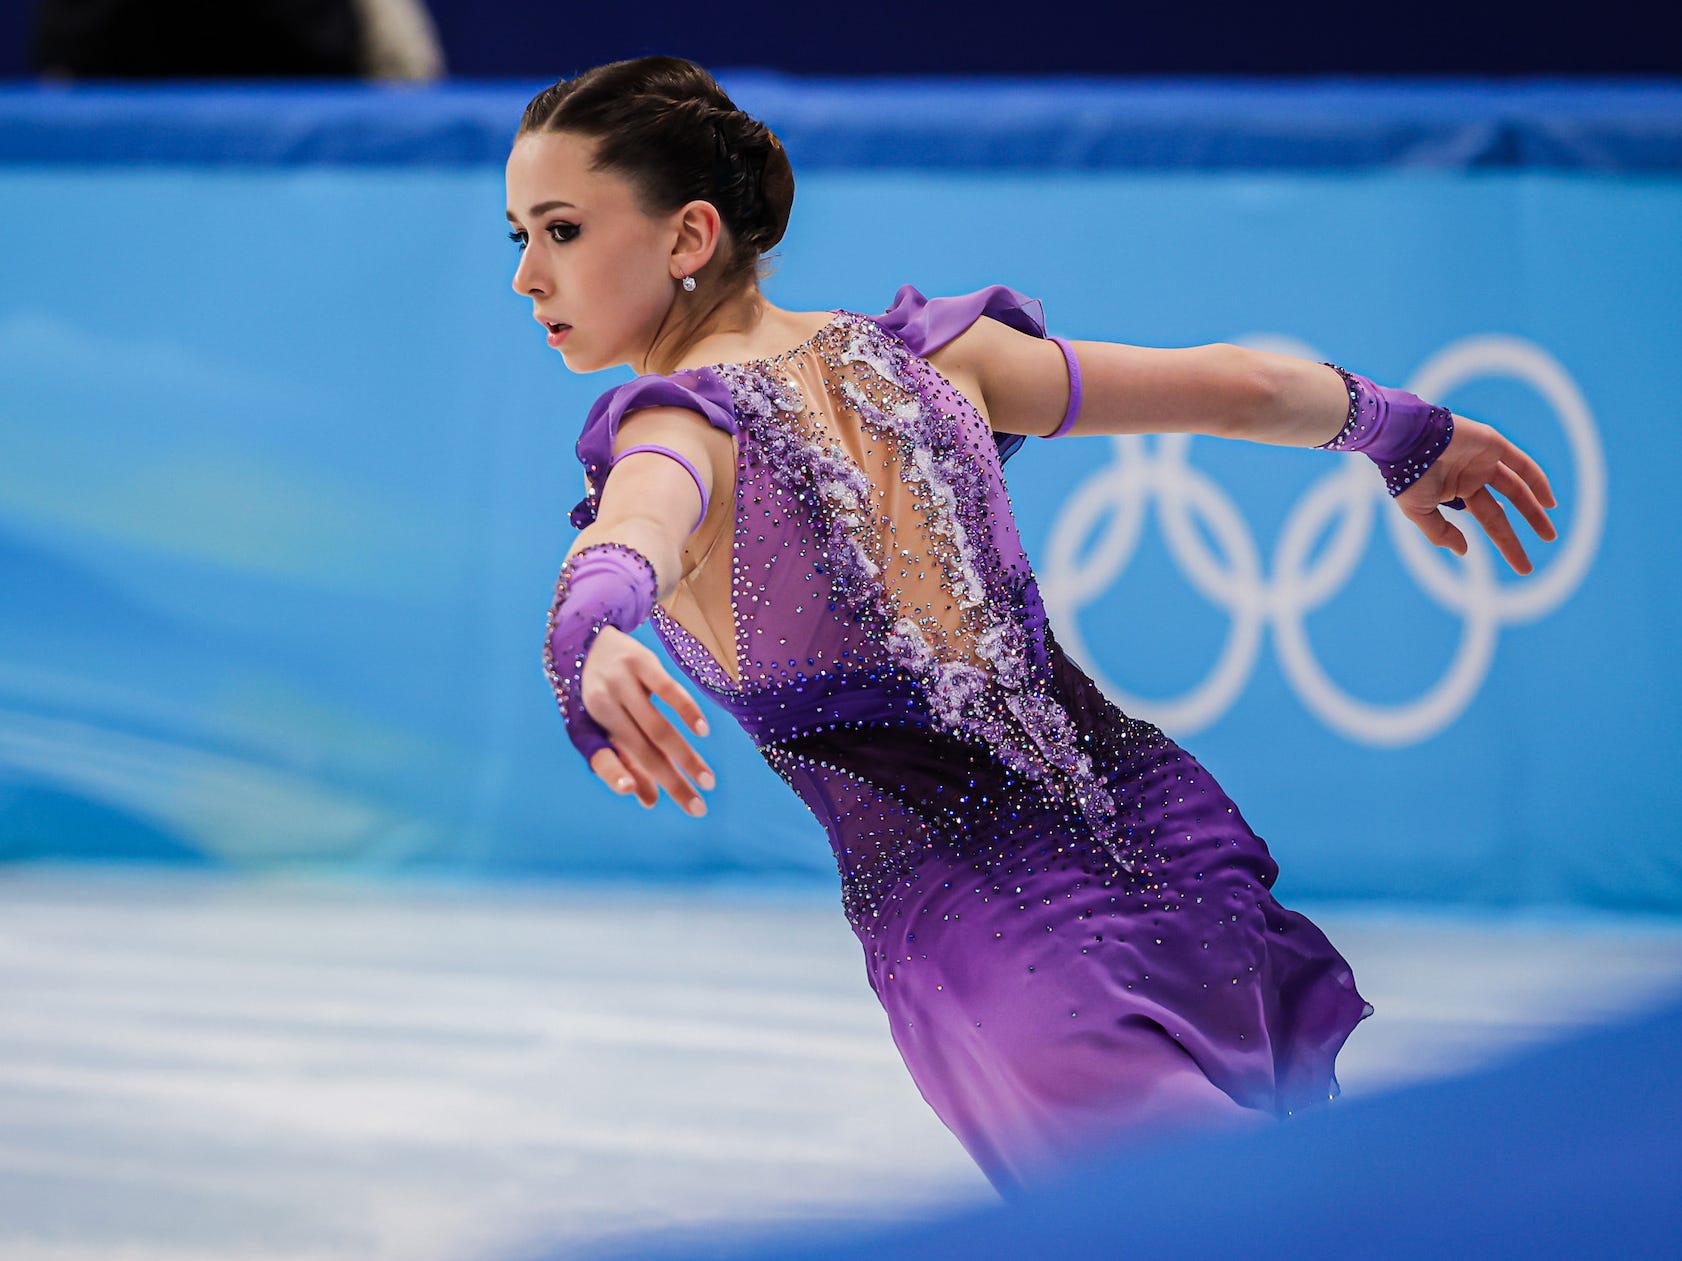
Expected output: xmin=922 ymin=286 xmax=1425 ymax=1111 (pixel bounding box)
xmin=638 ymin=285 xmax=766 ymax=376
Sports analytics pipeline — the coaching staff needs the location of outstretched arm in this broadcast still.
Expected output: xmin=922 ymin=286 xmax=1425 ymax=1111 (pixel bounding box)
xmin=953 ymin=319 xmax=1558 ymax=575
xmin=953 ymin=315 xmax=1405 ymax=444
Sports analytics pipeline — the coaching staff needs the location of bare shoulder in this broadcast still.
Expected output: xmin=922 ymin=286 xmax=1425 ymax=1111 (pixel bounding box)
xmin=609 ymin=404 xmax=736 ymax=573
xmin=925 ymin=315 xmax=1071 ymax=439
xmin=922 ymin=308 xmax=1036 ymax=374
xmin=610 ymin=403 xmax=736 ymax=508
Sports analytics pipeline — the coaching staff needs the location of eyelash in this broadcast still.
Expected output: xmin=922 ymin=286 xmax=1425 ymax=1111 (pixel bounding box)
xmin=508 ymin=222 xmax=581 ymax=251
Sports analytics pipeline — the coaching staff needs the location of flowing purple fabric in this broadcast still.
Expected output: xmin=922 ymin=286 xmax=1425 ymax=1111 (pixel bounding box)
xmin=568 ymin=286 xmax=1373 ymax=1198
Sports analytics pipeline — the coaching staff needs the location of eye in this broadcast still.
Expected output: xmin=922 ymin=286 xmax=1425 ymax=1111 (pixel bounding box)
xmin=507 ymin=229 xmax=527 ymax=252
xmin=546 ymin=221 xmax=581 ymax=244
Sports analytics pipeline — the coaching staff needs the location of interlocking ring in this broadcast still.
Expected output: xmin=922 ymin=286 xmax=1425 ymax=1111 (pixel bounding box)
xmin=1039 ymin=334 xmax=1605 ymax=746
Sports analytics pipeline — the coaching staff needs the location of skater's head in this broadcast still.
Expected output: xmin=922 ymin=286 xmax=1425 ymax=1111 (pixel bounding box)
xmin=506 ymin=55 xmax=796 ymax=374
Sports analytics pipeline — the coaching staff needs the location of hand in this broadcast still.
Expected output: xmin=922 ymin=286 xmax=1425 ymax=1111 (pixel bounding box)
xmin=578 ymin=626 xmax=716 ymax=815
xmin=1394 ymin=413 xmax=1559 ymax=575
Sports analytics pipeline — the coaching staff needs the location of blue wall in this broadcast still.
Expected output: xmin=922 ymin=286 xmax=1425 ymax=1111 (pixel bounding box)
xmin=2 ymin=82 xmax=1678 ymax=914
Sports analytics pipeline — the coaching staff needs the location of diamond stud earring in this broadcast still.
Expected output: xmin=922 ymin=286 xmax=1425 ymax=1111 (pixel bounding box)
xmin=680 ymin=272 xmax=697 ymax=292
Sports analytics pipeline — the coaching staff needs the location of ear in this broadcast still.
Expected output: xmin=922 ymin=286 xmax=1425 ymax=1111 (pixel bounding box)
xmin=670 ymin=199 xmax=725 ymax=280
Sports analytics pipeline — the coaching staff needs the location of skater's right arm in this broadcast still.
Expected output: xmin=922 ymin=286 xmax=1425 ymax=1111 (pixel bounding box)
xmin=947 ymin=316 xmax=1558 ymax=576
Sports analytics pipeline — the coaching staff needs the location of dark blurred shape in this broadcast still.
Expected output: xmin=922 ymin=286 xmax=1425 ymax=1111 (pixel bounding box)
xmin=8 ymin=0 xmax=1679 ymax=79
xmin=33 ymin=0 xmax=363 ymax=77
xmin=30 ymin=0 xmax=443 ymax=80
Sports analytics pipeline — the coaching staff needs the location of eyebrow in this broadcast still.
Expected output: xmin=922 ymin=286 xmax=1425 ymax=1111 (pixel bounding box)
xmin=505 ymin=200 xmax=578 ymax=222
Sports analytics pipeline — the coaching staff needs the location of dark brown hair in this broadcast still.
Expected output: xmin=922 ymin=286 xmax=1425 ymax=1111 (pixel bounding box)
xmin=517 ymin=56 xmax=795 ymax=297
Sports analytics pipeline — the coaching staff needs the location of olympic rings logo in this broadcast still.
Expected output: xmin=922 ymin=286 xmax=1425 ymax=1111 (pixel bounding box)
xmin=1038 ymin=334 xmax=1605 ymax=746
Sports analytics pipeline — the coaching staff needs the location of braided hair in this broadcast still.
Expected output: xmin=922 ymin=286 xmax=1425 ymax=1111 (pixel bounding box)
xmin=517 ymin=56 xmax=795 ymax=294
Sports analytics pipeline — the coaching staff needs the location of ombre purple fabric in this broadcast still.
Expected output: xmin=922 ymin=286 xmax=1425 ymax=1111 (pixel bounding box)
xmin=566 ymin=284 xmax=1373 ymax=1198
xmin=541 ymin=541 xmax=658 ymax=764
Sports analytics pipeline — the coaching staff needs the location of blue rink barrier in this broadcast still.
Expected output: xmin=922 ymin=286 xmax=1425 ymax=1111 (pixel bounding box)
xmin=4 ymin=78 xmax=1681 ymax=170
xmin=1 ymin=82 xmax=1679 ymax=913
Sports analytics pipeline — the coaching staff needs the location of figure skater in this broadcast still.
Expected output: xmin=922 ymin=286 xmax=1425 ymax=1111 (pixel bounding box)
xmin=509 ymin=55 xmax=1558 ymax=1199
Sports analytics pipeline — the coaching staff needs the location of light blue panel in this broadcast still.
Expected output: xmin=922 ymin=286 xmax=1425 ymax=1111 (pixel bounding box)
xmin=2 ymin=164 xmax=1677 ymax=913
xmin=0 ymin=166 xmax=827 ymax=880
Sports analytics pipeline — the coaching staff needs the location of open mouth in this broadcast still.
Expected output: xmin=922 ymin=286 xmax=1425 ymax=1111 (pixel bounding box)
xmin=546 ymin=322 xmax=570 ymax=334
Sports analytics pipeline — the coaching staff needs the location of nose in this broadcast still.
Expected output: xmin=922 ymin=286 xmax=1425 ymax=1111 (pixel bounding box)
xmin=511 ymin=244 xmax=546 ymax=298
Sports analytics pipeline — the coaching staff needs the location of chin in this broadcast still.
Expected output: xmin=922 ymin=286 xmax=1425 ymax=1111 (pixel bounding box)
xmin=558 ymin=346 xmax=614 ymax=375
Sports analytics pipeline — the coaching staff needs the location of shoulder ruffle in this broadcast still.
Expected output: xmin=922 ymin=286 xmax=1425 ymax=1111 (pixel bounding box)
xmin=571 ymin=368 xmax=739 ymax=529
xmin=868 ymin=283 xmax=1050 ymax=355
xmin=868 ymin=283 xmax=1051 ymax=465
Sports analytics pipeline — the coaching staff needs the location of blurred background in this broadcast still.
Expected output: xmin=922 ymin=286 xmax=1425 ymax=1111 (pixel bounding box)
xmin=2 ymin=3 xmax=1680 ymax=1260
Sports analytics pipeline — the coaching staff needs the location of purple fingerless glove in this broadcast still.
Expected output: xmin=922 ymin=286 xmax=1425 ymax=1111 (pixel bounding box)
xmin=1318 ymin=364 xmax=1466 ymax=511
xmin=542 ymin=541 xmax=659 ymax=765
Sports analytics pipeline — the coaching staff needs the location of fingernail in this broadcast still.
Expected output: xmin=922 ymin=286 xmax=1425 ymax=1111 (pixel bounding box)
xmin=616 ymin=778 xmax=631 ymax=792
xmin=688 ymin=799 xmax=707 ymax=817
xmin=696 ymin=719 xmax=710 ymax=736
xmin=698 ymin=770 xmax=715 ymax=790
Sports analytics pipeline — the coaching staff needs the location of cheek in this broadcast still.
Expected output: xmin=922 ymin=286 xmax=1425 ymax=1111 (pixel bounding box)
xmin=614 ymin=229 xmax=673 ymax=295
xmin=604 ymin=260 xmax=671 ymax=325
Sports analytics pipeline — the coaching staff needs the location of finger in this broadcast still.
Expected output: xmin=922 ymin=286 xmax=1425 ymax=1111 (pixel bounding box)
xmin=1408 ymin=502 xmax=1468 ymax=558
xmin=1499 ymin=436 xmax=1558 ymax=511
xmin=1465 ymin=486 xmax=1533 ymax=575
xmin=1488 ymin=460 xmax=1558 ymax=543
xmin=585 ymin=647 xmax=705 ymax=813
xmin=612 ymin=688 xmax=710 ymax=816
xmin=637 ymin=661 xmax=716 ymax=790
xmin=641 ymin=661 xmax=711 ymax=739
xmin=601 ymin=715 xmax=667 ymax=808
xmin=589 ymin=745 xmax=641 ymax=797
xmin=582 ymin=679 xmax=656 ymax=802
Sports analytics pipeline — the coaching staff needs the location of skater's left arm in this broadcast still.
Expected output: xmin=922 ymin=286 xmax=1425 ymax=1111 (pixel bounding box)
xmin=954 ymin=320 xmax=1559 ymax=576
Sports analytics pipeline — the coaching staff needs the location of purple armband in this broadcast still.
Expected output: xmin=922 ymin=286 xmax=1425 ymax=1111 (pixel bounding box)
xmin=542 ymin=541 xmax=659 ymax=765
xmin=611 ymin=443 xmax=709 ymax=534
xmin=1046 ymin=336 xmax=1083 ymax=438
xmin=1319 ymin=364 xmax=1465 ymax=510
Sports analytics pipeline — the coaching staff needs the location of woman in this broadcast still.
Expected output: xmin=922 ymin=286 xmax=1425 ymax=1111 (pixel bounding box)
xmin=510 ymin=55 xmax=1557 ymax=1198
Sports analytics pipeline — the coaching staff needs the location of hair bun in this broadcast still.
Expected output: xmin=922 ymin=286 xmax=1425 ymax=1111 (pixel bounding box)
xmin=717 ymin=110 xmax=793 ymax=252
xmin=753 ymin=130 xmax=794 ymax=253
xmin=703 ymin=105 xmax=792 ymax=254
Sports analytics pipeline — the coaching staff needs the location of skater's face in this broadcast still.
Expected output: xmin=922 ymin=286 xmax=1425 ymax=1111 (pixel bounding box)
xmin=505 ymin=130 xmax=720 ymax=374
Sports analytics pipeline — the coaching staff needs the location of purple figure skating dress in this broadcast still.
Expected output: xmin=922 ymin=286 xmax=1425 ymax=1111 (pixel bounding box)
xmin=568 ymin=284 xmax=1374 ymax=1198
